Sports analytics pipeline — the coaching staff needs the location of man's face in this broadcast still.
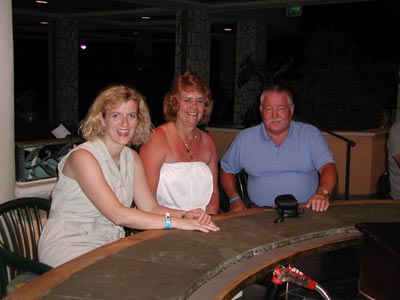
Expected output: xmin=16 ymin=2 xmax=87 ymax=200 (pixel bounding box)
xmin=260 ymin=91 xmax=294 ymax=138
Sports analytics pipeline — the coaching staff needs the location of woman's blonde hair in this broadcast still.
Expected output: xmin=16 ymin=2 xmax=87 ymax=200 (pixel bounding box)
xmin=163 ymin=71 xmax=213 ymax=125
xmin=79 ymin=85 xmax=153 ymax=145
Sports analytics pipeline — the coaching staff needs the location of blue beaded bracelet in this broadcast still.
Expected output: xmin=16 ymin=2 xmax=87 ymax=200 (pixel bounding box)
xmin=164 ymin=212 xmax=172 ymax=229
xmin=229 ymin=195 xmax=241 ymax=204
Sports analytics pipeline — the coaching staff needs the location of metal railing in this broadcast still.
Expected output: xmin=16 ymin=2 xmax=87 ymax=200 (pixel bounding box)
xmin=15 ymin=137 xmax=83 ymax=182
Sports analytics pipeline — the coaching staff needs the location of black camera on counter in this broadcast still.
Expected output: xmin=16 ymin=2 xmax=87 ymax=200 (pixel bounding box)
xmin=274 ymin=194 xmax=304 ymax=223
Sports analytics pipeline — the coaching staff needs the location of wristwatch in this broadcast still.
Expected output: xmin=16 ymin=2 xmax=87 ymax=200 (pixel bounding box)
xmin=317 ymin=188 xmax=330 ymax=196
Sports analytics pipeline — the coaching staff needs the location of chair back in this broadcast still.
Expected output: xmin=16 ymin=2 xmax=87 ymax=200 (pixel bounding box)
xmin=377 ymin=170 xmax=391 ymax=199
xmin=219 ymin=170 xmax=251 ymax=212
xmin=0 ymin=197 xmax=51 ymax=298
xmin=236 ymin=170 xmax=249 ymax=205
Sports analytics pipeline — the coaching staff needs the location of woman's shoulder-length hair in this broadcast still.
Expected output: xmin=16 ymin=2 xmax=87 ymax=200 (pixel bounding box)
xmin=79 ymin=84 xmax=154 ymax=145
xmin=163 ymin=71 xmax=214 ymax=125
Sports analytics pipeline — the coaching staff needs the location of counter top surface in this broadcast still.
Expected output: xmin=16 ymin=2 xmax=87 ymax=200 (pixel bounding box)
xmin=7 ymin=200 xmax=400 ymax=300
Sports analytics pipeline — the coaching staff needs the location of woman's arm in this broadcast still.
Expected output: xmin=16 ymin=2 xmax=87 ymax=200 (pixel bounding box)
xmin=63 ymin=149 xmax=218 ymax=232
xmin=139 ymin=127 xmax=167 ymax=197
xmin=205 ymin=135 xmax=220 ymax=214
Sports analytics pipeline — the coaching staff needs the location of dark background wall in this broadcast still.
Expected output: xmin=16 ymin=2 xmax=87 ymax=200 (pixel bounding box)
xmin=13 ymin=0 xmax=399 ymax=140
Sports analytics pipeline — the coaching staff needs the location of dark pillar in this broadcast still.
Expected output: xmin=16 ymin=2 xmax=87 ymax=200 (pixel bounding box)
xmin=175 ymin=9 xmax=211 ymax=83
xmin=48 ymin=18 xmax=79 ymax=133
xmin=234 ymin=20 xmax=267 ymax=124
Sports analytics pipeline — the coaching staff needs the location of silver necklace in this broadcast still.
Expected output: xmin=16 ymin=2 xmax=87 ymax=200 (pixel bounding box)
xmin=175 ymin=124 xmax=197 ymax=160
xmin=183 ymin=134 xmax=197 ymax=160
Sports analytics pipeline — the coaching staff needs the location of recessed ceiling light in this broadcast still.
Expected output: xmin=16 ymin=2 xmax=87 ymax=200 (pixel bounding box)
xmin=35 ymin=1 xmax=48 ymax=4
xmin=40 ymin=21 xmax=48 ymax=25
xmin=132 ymin=31 xmax=140 ymax=35
xmin=224 ymin=28 xmax=233 ymax=32
xmin=80 ymin=44 xmax=87 ymax=50
xmin=141 ymin=16 xmax=151 ymax=20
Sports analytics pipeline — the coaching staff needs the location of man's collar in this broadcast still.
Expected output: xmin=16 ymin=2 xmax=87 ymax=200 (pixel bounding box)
xmin=260 ymin=121 xmax=297 ymax=143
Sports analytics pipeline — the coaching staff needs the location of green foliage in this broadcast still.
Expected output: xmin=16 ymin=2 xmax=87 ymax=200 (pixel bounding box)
xmin=289 ymin=27 xmax=398 ymax=130
xmin=237 ymin=54 xmax=272 ymax=89
xmin=238 ymin=27 xmax=399 ymax=130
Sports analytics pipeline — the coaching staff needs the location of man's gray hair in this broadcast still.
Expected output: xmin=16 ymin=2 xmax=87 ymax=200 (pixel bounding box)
xmin=259 ymin=85 xmax=294 ymax=106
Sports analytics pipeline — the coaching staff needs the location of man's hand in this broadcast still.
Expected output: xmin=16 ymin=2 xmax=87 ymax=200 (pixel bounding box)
xmin=306 ymin=193 xmax=330 ymax=212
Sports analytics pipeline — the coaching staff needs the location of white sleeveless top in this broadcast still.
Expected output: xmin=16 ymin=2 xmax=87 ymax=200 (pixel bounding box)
xmin=156 ymin=162 xmax=213 ymax=211
xmin=38 ymin=139 xmax=134 ymax=267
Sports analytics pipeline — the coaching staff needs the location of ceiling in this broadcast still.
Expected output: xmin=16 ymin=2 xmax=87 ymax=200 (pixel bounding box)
xmin=12 ymin=0 xmax=371 ymax=42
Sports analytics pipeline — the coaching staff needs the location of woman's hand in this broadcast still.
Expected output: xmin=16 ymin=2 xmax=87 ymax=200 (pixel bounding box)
xmin=183 ymin=209 xmax=212 ymax=225
xmin=175 ymin=218 xmax=220 ymax=232
xmin=183 ymin=208 xmax=203 ymax=219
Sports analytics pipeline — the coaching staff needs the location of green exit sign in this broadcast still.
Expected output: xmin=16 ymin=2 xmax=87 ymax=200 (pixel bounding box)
xmin=286 ymin=4 xmax=302 ymax=17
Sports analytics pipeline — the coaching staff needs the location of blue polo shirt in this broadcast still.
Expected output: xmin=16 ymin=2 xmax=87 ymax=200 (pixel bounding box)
xmin=220 ymin=121 xmax=334 ymax=206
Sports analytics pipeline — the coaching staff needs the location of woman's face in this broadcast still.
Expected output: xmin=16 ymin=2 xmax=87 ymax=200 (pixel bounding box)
xmin=100 ymin=99 xmax=138 ymax=147
xmin=176 ymin=90 xmax=205 ymax=126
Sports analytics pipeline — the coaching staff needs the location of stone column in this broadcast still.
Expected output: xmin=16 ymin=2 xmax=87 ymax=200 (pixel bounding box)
xmin=49 ymin=18 xmax=79 ymax=133
xmin=0 ymin=0 xmax=15 ymax=203
xmin=234 ymin=20 xmax=268 ymax=124
xmin=175 ymin=9 xmax=211 ymax=83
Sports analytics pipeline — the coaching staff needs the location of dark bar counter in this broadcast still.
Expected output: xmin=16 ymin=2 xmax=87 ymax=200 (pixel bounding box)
xmin=6 ymin=200 xmax=400 ymax=300
xmin=356 ymin=222 xmax=400 ymax=300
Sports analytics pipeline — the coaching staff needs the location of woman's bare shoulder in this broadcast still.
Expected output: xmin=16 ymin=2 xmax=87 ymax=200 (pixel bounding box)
xmin=68 ymin=148 xmax=95 ymax=161
xmin=199 ymin=130 xmax=216 ymax=146
xmin=63 ymin=148 xmax=99 ymax=177
xmin=152 ymin=123 xmax=171 ymax=141
xmin=140 ymin=123 xmax=172 ymax=156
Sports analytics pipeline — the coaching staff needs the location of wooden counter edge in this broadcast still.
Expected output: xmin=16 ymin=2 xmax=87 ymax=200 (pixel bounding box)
xmin=5 ymin=200 xmax=397 ymax=299
xmin=5 ymin=209 xmax=266 ymax=300
xmin=4 ymin=230 xmax=166 ymax=300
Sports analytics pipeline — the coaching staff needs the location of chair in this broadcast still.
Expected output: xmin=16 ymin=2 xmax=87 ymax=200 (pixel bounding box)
xmin=219 ymin=170 xmax=251 ymax=212
xmin=236 ymin=170 xmax=251 ymax=207
xmin=377 ymin=170 xmax=391 ymax=199
xmin=0 ymin=197 xmax=52 ymax=298
xmin=356 ymin=222 xmax=400 ymax=300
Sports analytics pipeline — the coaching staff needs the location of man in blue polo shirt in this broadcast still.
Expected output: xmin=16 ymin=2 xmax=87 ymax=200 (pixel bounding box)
xmin=220 ymin=85 xmax=337 ymax=212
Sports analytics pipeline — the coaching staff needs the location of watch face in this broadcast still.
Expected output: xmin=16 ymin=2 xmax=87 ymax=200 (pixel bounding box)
xmin=318 ymin=189 xmax=329 ymax=196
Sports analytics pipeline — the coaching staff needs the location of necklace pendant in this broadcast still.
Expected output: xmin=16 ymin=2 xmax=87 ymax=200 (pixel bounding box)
xmin=185 ymin=147 xmax=193 ymax=160
xmin=178 ymin=127 xmax=196 ymax=161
